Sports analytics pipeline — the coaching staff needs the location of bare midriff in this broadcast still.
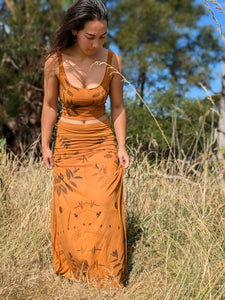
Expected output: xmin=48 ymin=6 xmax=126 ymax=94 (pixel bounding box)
xmin=60 ymin=114 xmax=108 ymax=124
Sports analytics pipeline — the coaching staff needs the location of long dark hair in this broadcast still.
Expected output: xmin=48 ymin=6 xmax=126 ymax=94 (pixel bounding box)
xmin=47 ymin=0 xmax=108 ymax=58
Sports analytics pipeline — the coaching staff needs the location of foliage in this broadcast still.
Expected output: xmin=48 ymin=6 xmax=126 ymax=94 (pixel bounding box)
xmin=125 ymin=94 xmax=220 ymax=159
xmin=0 ymin=0 xmax=224 ymax=158
xmin=107 ymin=0 xmax=224 ymax=157
xmin=0 ymin=0 xmax=69 ymax=129
xmin=109 ymin=0 xmax=223 ymax=101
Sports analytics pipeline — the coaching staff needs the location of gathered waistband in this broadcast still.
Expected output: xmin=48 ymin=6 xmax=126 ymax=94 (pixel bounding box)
xmin=60 ymin=113 xmax=108 ymax=124
xmin=57 ymin=115 xmax=112 ymax=132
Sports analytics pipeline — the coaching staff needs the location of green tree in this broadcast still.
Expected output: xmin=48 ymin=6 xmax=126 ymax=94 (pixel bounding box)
xmin=108 ymin=0 xmax=223 ymax=157
xmin=0 ymin=0 xmax=69 ymax=154
xmin=109 ymin=0 xmax=222 ymax=101
xmin=125 ymin=94 xmax=220 ymax=159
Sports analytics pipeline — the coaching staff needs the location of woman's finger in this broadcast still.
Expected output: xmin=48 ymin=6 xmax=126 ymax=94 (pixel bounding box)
xmin=43 ymin=150 xmax=54 ymax=170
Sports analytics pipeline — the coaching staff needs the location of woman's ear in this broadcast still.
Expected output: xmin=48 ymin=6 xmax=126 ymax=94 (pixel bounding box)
xmin=71 ymin=29 xmax=78 ymax=36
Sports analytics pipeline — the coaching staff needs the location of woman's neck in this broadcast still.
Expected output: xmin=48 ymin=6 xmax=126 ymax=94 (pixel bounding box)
xmin=67 ymin=43 xmax=102 ymax=61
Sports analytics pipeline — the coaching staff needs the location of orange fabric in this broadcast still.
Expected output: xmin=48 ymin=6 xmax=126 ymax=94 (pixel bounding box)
xmin=52 ymin=50 xmax=127 ymax=288
xmin=57 ymin=50 xmax=113 ymax=120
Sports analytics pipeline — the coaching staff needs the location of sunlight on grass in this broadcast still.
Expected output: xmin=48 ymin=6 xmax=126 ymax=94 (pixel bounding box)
xmin=0 ymin=2 xmax=225 ymax=299
xmin=0 ymin=149 xmax=225 ymax=299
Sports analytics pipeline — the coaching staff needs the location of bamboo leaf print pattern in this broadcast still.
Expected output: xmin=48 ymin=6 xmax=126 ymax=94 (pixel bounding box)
xmin=54 ymin=168 xmax=83 ymax=195
xmin=111 ymin=250 xmax=124 ymax=278
xmin=52 ymin=50 xmax=126 ymax=287
xmin=59 ymin=137 xmax=71 ymax=149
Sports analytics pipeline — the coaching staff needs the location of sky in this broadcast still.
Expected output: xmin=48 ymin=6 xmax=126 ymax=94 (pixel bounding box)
xmin=188 ymin=0 xmax=225 ymax=99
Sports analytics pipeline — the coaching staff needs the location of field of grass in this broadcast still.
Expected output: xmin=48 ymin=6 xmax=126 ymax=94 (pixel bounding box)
xmin=0 ymin=149 xmax=225 ymax=300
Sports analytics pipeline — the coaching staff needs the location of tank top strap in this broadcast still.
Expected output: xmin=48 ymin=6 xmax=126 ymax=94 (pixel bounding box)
xmin=107 ymin=49 xmax=113 ymax=66
xmin=56 ymin=50 xmax=64 ymax=78
xmin=105 ymin=50 xmax=114 ymax=82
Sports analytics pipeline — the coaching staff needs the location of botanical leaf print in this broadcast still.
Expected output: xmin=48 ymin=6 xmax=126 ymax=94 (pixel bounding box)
xmin=67 ymin=90 xmax=74 ymax=97
xmin=71 ymin=107 xmax=78 ymax=114
xmin=96 ymin=211 xmax=102 ymax=218
xmin=65 ymin=182 xmax=73 ymax=192
xmin=76 ymin=247 xmax=85 ymax=254
xmin=65 ymin=78 xmax=70 ymax=87
xmin=65 ymin=108 xmax=71 ymax=116
xmin=70 ymin=181 xmax=77 ymax=188
xmin=67 ymin=211 xmax=71 ymax=230
xmin=68 ymin=100 xmax=74 ymax=106
xmin=54 ymin=168 xmax=82 ymax=195
xmin=113 ymin=263 xmax=121 ymax=269
xmin=52 ymin=50 xmax=126 ymax=288
xmin=77 ymin=154 xmax=93 ymax=163
xmin=92 ymin=92 xmax=100 ymax=97
xmin=89 ymin=201 xmax=100 ymax=208
xmin=110 ymin=250 xmax=125 ymax=278
xmin=97 ymin=137 xmax=105 ymax=144
xmin=112 ymin=250 xmax=118 ymax=259
xmin=66 ymin=168 xmax=73 ymax=180
xmin=59 ymin=137 xmax=71 ymax=149
xmin=74 ymin=202 xmax=84 ymax=209
xmin=55 ymin=184 xmax=67 ymax=196
xmin=90 ymin=247 xmax=102 ymax=254
xmin=73 ymin=168 xmax=80 ymax=174
xmin=92 ymin=163 xmax=107 ymax=179
xmin=63 ymin=156 xmax=73 ymax=160
xmin=59 ymin=173 xmax=64 ymax=181
xmin=71 ymin=85 xmax=79 ymax=91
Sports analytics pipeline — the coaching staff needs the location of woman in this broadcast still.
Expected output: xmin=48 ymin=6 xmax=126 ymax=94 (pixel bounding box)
xmin=41 ymin=0 xmax=129 ymax=288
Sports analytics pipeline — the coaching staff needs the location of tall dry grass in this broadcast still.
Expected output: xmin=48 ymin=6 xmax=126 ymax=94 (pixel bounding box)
xmin=0 ymin=148 xmax=225 ymax=299
xmin=0 ymin=1 xmax=225 ymax=299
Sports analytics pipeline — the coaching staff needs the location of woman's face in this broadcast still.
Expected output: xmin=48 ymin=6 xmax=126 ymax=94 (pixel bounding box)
xmin=72 ymin=19 xmax=107 ymax=56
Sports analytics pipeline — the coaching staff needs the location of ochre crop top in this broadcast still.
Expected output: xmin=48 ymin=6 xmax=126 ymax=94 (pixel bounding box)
xmin=56 ymin=49 xmax=113 ymax=120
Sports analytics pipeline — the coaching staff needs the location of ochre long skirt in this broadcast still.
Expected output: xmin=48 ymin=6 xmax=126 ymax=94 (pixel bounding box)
xmin=51 ymin=118 xmax=127 ymax=288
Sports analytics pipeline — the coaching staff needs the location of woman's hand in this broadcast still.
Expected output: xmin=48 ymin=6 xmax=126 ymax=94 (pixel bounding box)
xmin=43 ymin=147 xmax=54 ymax=170
xmin=118 ymin=147 xmax=130 ymax=169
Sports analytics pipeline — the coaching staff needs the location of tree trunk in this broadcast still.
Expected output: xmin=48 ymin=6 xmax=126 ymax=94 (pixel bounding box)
xmin=2 ymin=83 xmax=43 ymax=158
xmin=137 ymin=69 xmax=146 ymax=107
xmin=217 ymin=55 xmax=225 ymax=159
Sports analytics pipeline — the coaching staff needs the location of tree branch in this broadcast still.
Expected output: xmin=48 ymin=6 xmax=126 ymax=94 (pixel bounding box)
xmin=3 ymin=0 xmax=15 ymax=16
xmin=0 ymin=53 xmax=19 ymax=70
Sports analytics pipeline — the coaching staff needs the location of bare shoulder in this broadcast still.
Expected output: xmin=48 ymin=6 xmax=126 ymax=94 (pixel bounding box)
xmin=110 ymin=50 xmax=123 ymax=73
xmin=44 ymin=52 xmax=59 ymax=78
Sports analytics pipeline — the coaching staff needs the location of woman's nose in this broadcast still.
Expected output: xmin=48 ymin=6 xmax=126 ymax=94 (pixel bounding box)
xmin=92 ymin=40 xmax=100 ymax=48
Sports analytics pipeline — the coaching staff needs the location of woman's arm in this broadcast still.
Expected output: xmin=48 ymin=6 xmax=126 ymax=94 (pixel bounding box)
xmin=109 ymin=52 xmax=130 ymax=169
xmin=41 ymin=54 xmax=59 ymax=170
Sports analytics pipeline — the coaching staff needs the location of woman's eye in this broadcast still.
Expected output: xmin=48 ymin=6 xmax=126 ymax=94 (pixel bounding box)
xmin=86 ymin=36 xmax=106 ymax=40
